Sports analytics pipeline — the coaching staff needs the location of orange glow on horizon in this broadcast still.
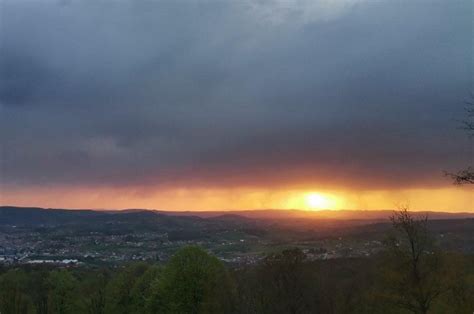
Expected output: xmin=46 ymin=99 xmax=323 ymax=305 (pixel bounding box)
xmin=1 ymin=185 xmax=473 ymax=213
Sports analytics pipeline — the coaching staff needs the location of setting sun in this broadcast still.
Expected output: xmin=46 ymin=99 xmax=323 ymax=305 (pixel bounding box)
xmin=305 ymin=193 xmax=336 ymax=210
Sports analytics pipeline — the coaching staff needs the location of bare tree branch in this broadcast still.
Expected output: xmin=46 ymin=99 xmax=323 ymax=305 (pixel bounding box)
xmin=462 ymin=96 xmax=474 ymax=134
xmin=445 ymin=168 xmax=474 ymax=185
xmin=448 ymin=94 xmax=474 ymax=185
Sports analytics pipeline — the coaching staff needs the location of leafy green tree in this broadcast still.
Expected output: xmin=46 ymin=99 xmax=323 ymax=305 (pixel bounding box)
xmin=0 ymin=268 xmax=32 ymax=314
xmin=47 ymin=269 xmax=78 ymax=314
xmin=149 ymin=246 xmax=235 ymax=314
xmin=79 ymin=270 xmax=109 ymax=314
xmin=27 ymin=269 xmax=50 ymax=314
xmin=104 ymin=263 xmax=149 ymax=314
xmin=130 ymin=265 xmax=161 ymax=313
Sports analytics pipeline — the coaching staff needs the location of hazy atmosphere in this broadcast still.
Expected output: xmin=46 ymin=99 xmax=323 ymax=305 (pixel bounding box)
xmin=1 ymin=0 xmax=473 ymax=211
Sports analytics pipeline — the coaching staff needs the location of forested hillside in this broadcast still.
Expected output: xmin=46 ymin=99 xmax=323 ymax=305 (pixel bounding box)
xmin=1 ymin=210 xmax=473 ymax=314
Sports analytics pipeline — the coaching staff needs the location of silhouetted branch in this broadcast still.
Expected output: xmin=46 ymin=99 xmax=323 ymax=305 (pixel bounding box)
xmin=448 ymin=94 xmax=474 ymax=185
xmin=445 ymin=168 xmax=474 ymax=185
xmin=462 ymin=96 xmax=474 ymax=134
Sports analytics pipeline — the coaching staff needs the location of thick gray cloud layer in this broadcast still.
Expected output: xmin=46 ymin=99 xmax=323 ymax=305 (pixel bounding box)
xmin=0 ymin=0 xmax=472 ymax=190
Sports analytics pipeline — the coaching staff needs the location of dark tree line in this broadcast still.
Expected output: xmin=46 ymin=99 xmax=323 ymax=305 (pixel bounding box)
xmin=1 ymin=210 xmax=473 ymax=314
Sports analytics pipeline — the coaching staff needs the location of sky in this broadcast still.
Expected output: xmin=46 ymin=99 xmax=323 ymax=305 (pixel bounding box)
xmin=0 ymin=0 xmax=473 ymax=212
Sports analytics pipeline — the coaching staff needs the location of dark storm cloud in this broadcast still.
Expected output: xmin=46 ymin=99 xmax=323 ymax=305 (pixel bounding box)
xmin=0 ymin=0 xmax=472 ymax=190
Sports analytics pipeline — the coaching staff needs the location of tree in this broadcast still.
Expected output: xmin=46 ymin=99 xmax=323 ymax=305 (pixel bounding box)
xmin=80 ymin=269 xmax=109 ymax=314
xmin=104 ymin=263 xmax=149 ymax=314
xmin=434 ymin=253 xmax=474 ymax=313
xmin=0 ymin=268 xmax=32 ymax=314
xmin=235 ymin=248 xmax=317 ymax=314
xmin=149 ymin=246 xmax=235 ymax=314
xmin=48 ymin=269 xmax=78 ymax=314
xmin=447 ymin=96 xmax=474 ymax=184
xmin=259 ymin=248 xmax=312 ymax=314
xmin=380 ymin=207 xmax=448 ymax=314
xmin=130 ymin=265 xmax=161 ymax=314
xmin=28 ymin=269 xmax=50 ymax=314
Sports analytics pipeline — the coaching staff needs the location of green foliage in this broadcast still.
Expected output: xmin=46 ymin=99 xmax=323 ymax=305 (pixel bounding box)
xmin=78 ymin=270 xmax=109 ymax=314
xmin=104 ymin=263 xmax=149 ymax=314
xmin=0 ymin=242 xmax=472 ymax=314
xmin=47 ymin=270 xmax=78 ymax=314
xmin=28 ymin=270 xmax=50 ymax=314
xmin=130 ymin=265 xmax=161 ymax=314
xmin=150 ymin=246 xmax=235 ymax=314
xmin=0 ymin=268 xmax=32 ymax=314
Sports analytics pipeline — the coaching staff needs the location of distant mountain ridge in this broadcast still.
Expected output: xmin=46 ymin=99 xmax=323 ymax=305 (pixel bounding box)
xmin=1 ymin=206 xmax=473 ymax=226
xmin=0 ymin=206 xmax=196 ymax=228
xmin=153 ymin=209 xmax=474 ymax=220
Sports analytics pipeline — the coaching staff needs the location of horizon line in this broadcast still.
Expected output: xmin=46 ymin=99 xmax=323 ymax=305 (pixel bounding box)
xmin=1 ymin=205 xmax=473 ymax=215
